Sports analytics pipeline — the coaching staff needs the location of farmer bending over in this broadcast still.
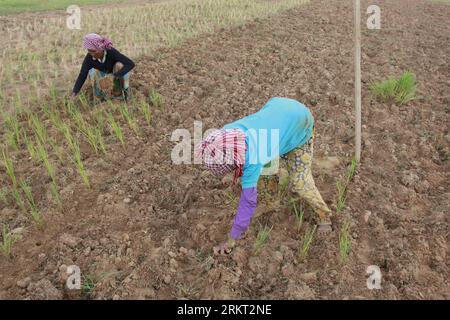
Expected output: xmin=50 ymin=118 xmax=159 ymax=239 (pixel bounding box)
xmin=197 ymin=97 xmax=332 ymax=256
xmin=71 ymin=33 xmax=135 ymax=101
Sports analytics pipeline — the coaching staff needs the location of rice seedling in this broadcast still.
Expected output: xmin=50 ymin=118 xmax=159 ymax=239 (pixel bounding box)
xmin=394 ymin=71 xmax=416 ymax=105
xmin=2 ymin=148 xmax=18 ymax=188
xmin=11 ymin=188 xmax=27 ymax=215
xmin=4 ymin=114 xmax=21 ymax=150
xmin=278 ymin=173 xmax=290 ymax=198
xmin=106 ymin=111 xmax=125 ymax=145
xmin=60 ymin=123 xmax=76 ymax=151
xmin=292 ymin=202 xmax=305 ymax=231
xmin=78 ymin=92 xmax=90 ymax=111
xmin=45 ymin=106 xmax=65 ymax=132
xmin=1 ymin=224 xmax=17 ymax=258
xmin=119 ymin=103 xmax=140 ymax=136
xmin=35 ymin=139 xmax=55 ymax=181
xmin=0 ymin=187 xmax=9 ymax=205
xmin=71 ymin=140 xmax=90 ymax=188
xmin=50 ymin=180 xmax=61 ymax=206
xmin=299 ymin=225 xmax=316 ymax=260
xmin=370 ymin=71 xmax=416 ymax=105
xmin=339 ymin=221 xmax=351 ymax=262
xmin=149 ymin=88 xmax=163 ymax=108
xmin=95 ymin=127 xmax=107 ymax=154
xmin=93 ymin=109 xmax=106 ymax=132
xmin=49 ymin=83 xmax=58 ymax=106
xmin=336 ymin=180 xmax=347 ymax=214
xmin=5 ymin=131 xmax=18 ymax=150
xmin=20 ymin=179 xmax=42 ymax=225
xmin=254 ymin=224 xmax=273 ymax=253
xmin=335 ymin=158 xmax=358 ymax=214
xmin=49 ymin=138 xmax=66 ymax=164
xmin=346 ymin=157 xmax=358 ymax=185
xmin=369 ymin=78 xmax=396 ymax=102
xmin=139 ymin=98 xmax=152 ymax=125
xmin=68 ymin=107 xmax=102 ymax=154
xmin=29 ymin=113 xmax=47 ymax=144
xmin=81 ymin=274 xmax=97 ymax=298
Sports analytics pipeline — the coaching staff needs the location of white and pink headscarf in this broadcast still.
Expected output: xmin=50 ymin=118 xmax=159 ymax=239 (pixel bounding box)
xmin=196 ymin=129 xmax=247 ymax=183
xmin=83 ymin=33 xmax=113 ymax=51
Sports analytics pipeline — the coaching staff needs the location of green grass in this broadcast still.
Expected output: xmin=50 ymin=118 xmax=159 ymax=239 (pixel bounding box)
xmin=345 ymin=157 xmax=358 ymax=185
xmin=106 ymin=111 xmax=125 ymax=146
xmin=139 ymin=98 xmax=152 ymax=125
xmin=35 ymin=139 xmax=55 ymax=181
xmin=70 ymin=140 xmax=90 ymax=188
xmin=119 ymin=104 xmax=140 ymax=136
xmin=22 ymin=130 xmax=39 ymax=163
xmin=1 ymin=225 xmax=17 ymax=258
xmin=278 ymin=173 xmax=290 ymax=198
xmin=20 ymin=179 xmax=43 ymax=225
xmin=2 ymin=148 xmax=18 ymax=188
xmin=254 ymin=224 xmax=273 ymax=253
xmin=298 ymin=225 xmax=316 ymax=260
xmin=370 ymin=71 xmax=416 ymax=105
xmin=336 ymin=157 xmax=358 ymax=214
xmin=336 ymin=180 xmax=347 ymax=214
xmin=0 ymin=187 xmax=9 ymax=205
xmin=4 ymin=114 xmax=21 ymax=150
xmin=81 ymin=274 xmax=97 ymax=298
xmin=0 ymin=0 xmax=125 ymax=15
xmin=292 ymin=202 xmax=305 ymax=232
xmin=50 ymin=180 xmax=61 ymax=206
xmin=29 ymin=113 xmax=47 ymax=145
xmin=149 ymin=89 xmax=164 ymax=108
xmin=339 ymin=221 xmax=351 ymax=262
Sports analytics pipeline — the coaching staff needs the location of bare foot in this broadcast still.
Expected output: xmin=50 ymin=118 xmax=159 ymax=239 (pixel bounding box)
xmin=317 ymin=223 xmax=332 ymax=235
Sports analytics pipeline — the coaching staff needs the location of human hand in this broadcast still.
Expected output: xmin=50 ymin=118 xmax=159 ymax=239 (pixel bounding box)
xmin=213 ymin=237 xmax=236 ymax=256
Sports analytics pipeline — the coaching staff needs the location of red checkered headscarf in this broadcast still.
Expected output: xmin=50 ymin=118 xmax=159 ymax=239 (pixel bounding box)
xmin=83 ymin=33 xmax=113 ymax=51
xmin=196 ymin=129 xmax=247 ymax=183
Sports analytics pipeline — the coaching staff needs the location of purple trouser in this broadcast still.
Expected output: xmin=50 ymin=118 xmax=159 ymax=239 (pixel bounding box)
xmin=230 ymin=187 xmax=258 ymax=240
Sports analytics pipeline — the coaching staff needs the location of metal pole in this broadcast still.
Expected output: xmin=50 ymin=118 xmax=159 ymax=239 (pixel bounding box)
xmin=354 ymin=0 xmax=362 ymax=162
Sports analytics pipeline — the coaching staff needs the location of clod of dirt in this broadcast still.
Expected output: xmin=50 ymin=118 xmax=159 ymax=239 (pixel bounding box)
xmin=286 ymin=280 xmax=315 ymax=299
xmin=16 ymin=277 xmax=32 ymax=289
xmin=414 ymin=180 xmax=430 ymax=194
xmin=169 ymin=258 xmax=178 ymax=270
xmin=281 ymin=264 xmax=294 ymax=277
xmin=134 ymin=288 xmax=156 ymax=300
xmin=314 ymin=156 xmax=340 ymax=173
xmin=27 ymin=279 xmax=62 ymax=300
xmin=11 ymin=227 xmax=25 ymax=236
xmin=123 ymin=197 xmax=132 ymax=204
xmin=400 ymin=171 xmax=420 ymax=187
xmin=273 ymin=251 xmax=284 ymax=263
xmin=232 ymin=248 xmax=248 ymax=266
xmin=363 ymin=210 xmax=372 ymax=223
xmin=299 ymin=272 xmax=318 ymax=284
xmin=163 ymin=275 xmax=171 ymax=285
xmin=59 ymin=234 xmax=81 ymax=249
